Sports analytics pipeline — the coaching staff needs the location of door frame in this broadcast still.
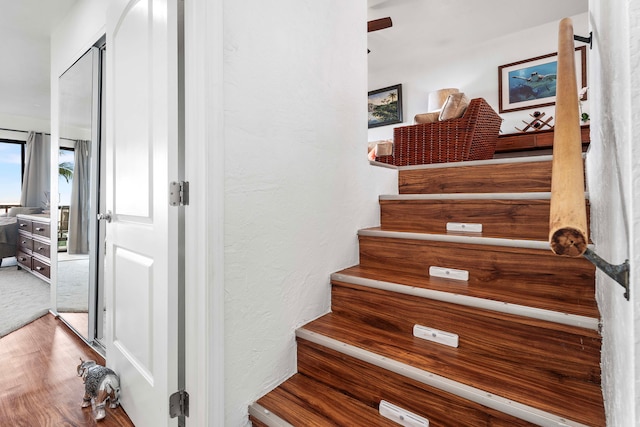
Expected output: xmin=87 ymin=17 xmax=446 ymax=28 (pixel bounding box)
xmin=183 ymin=0 xmax=225 ymax=425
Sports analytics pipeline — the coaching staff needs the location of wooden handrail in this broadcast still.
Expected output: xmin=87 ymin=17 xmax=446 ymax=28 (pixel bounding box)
xmin=549 ymin=18 xmax=589 ymax=257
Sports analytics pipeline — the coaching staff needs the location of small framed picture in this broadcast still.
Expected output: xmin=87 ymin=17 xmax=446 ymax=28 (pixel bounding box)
xmin=368 ymin=84 xmax=403 ymax=128
xmin=498 ymin=46 xmax=586 ymax=113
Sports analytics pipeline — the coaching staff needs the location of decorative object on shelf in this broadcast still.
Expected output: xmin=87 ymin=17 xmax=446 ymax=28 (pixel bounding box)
xmin=368 ymin=84 xmax=403 ymax=128
xmin=77 ymin=358 xmax=121 ymax=421
xmin=496 ymin=125 xmax=590 ymax=154
xmin=515 ymin=111 xmax=554 ymax=132
xmin=498 ymin=46 xmax=587 ymax=113
xmin=579 ymin=86 xmax=590 ymax=123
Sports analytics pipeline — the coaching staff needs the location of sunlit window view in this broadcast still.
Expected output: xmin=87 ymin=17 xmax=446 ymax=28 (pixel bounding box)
xmin=0 ymin=141 xmax=23 ymax=205
xmin=58 ymin=148 xmax=74 ymax=206
xmin=0 ymin=143 xmax=74 ymax=208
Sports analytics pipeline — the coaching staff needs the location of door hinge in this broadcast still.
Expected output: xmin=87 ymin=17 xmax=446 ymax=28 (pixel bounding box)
xmin=169 ymin=181 xmax=189 ymax=206
xmin=169 ymin=389 xmax=189 ymax=418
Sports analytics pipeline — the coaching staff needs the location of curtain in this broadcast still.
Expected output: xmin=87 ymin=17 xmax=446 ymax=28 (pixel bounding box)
xmin=68 ymin=140 xmax=90 ymax=254
xmin=20 ymin=132 xmax=51 ymax=209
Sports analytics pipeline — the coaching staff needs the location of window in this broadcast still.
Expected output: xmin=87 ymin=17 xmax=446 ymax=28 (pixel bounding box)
xmin=58 ymin=148 xmax=74 ymax=207
xmin=0 ymin=140 xmax=25 ymax=207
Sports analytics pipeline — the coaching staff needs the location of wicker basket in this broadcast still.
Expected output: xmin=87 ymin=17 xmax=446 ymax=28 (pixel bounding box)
xmin=376 ymin=98 xmax=502 ymax=166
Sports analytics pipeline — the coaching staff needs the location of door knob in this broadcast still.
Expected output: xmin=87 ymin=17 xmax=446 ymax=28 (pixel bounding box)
xmin=97 ymin=211 xmax=112 ymax=223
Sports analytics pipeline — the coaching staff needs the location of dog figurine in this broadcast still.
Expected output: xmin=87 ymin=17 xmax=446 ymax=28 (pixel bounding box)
xmin=77 ymin=358 xmax=121 ymax=421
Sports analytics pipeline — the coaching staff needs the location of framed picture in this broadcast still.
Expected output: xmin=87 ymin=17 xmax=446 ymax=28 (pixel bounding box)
xmin=498 ymin=46 xmax=586 ymax=113
xmin=368 ymin=84 xmax=403 ymax=128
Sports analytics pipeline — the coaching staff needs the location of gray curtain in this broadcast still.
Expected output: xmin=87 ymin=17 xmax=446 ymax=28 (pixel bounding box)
xmin=20 ymin=132 xmax=51 ymax=209
xmin=68 ymin=140 xmax=90 ymax=254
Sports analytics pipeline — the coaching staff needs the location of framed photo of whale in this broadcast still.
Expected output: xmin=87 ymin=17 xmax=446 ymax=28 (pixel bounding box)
xmin=498 ymin=46 xmax=586 ymax=113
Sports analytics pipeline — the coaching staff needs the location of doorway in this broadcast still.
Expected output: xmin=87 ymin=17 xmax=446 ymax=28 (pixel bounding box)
xmin=55 ymin=38 xmax=106 ymax=350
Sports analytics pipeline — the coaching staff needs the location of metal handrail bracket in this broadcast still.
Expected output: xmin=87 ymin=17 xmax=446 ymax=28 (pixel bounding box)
xmin=583 ymin=249 xmax=630 ymax=300
xmin=574 ymin=32 xmax=593 ymax=49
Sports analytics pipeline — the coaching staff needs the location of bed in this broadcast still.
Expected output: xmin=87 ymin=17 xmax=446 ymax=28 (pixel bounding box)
xmin=0 ymin=217 xmax=18 ymax=264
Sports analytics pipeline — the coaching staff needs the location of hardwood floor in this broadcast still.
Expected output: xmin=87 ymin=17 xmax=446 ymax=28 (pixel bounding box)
xmin=59 ymin=312 xmax=89 ymax=340
xmin=0 ymin=313 xmax=134 ymax=426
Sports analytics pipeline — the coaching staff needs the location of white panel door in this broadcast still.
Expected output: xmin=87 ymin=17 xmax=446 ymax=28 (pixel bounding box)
xmin=105 ymin=0 xmax=180 ymax=426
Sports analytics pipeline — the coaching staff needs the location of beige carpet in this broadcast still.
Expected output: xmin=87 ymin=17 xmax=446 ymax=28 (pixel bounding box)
xmin=0 ymin=260 xmax=50 ymax=337
xmin=57 ymin=258 xmax=89 ymax=312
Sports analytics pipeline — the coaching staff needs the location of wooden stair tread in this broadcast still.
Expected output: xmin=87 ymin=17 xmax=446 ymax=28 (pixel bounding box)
xmin=301 ymin=313 xmax=605 ymax=426
xmin=296 ymin=339 xmax=538 ymax=427
xmin=330 ymin=283 xmax=601 ymax=375
xmin=252 ymin=373 xmax=398 ymax=426
xmin=334 ymin=264 xmax=599 ymax=321
xmin=357 ymin=228 xmax=597 ymax=279
xmin=356 ymin=233 xmax=599 ymax=319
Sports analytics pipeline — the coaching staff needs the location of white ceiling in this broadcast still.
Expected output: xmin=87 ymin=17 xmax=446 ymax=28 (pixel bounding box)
xmin=368 ymin=0 xmax=589 ymax=73
xmin=0 ymin=0 xmax=588 ymax=126
xmin=0 ymin=0 xmax=78 ymax=123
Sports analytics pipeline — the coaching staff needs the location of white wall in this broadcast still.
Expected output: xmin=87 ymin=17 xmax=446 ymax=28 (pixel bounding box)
xmin=221 ymin=0 xmax=396 ymax=425
xmin=587 ymin=1 xmax=639 ymax=425
xmin=0 ymin=115 xmax=50 ymax=140
xmin=368 ymin=13 xmax=589 ymax=143
xmin=49 ymin=2 xmax=399 ymax=426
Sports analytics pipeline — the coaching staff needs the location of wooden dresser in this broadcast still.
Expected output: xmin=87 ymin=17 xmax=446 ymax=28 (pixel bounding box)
xmin=16 ymin=214 xmax=51 ymax=283
xmin=495 ymin=125 xmax=590 ymax=153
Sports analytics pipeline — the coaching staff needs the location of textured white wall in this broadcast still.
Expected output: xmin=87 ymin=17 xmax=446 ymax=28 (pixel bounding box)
xmin=587 ymin=1 xmax=640 ymax=425
xmin=222 ymin=1 xmax=397 ymax=425
xmin=368 ymin=13 xmax=589 ymax=142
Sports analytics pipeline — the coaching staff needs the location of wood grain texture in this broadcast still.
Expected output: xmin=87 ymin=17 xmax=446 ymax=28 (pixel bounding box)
xmin=398 ymin=160 xmax=553 ymax=194
xmin=250 ymin=417 xmax=269 ymax=427
xmin=253 ymin=374 xmax=398 ymax=426
xmin=380 ymin=198 xmax=590 ymax=241
xmin=334 ymin=264 xmax=597 ymax=325
xmin=358 ymin=234 xmax=598 ymax=317
xmin=252 ymin=151 xmax=603 ymax=426
xmin=496 ymin=125 xmax=590 ymax=153
xmin=0 ymin=314 xmax=134 ymax=427
xmin=330 ymin=283 xmax=601 ymax=384
xmin=301 ymin=313 xmax=604 ymax=426
xmin=549 ymin=18 xmax=588 ymax=257
xmin=297 ymin=339 xmax=539 ymax=427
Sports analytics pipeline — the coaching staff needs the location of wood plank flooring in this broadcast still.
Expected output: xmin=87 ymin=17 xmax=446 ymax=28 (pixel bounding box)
xmin=0 ymin=313 xmax=134 ymax=426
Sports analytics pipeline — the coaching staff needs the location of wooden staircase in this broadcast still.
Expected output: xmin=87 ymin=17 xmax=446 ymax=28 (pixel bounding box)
xmin=250 ymin=155 xmax=604 ymax=427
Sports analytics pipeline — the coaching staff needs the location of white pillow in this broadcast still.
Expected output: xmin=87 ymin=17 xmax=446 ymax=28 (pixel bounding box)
xmin=439 ymin=93 xmax=470 ymax=121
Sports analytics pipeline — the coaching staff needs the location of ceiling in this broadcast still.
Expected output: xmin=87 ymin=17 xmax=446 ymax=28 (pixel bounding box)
xmin=0 ymin=0 xmax=78 ymax=124
xmin=0 ymin=0 xmax=588 ymax=127
xmin=367 ymin=0 xmax=589 ymax=73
